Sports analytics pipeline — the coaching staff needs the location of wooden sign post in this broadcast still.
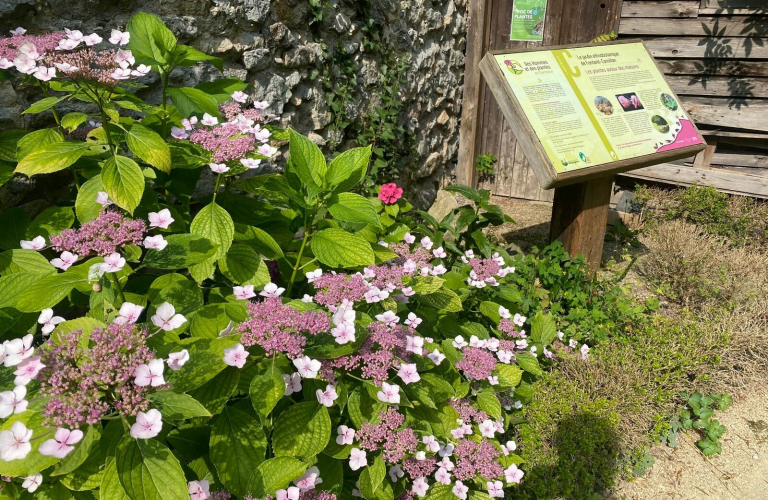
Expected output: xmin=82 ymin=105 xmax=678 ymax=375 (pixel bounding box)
xmin=479 ymin=40 xmax=706 ymax=270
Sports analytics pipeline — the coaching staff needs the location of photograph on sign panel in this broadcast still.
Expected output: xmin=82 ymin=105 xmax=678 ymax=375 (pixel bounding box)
xmin=615 ymin=92 xmax=644 ymax=112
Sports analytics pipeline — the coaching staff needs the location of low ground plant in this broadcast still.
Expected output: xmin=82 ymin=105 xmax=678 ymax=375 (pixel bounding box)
xmin=0 ymin=13 xmax=562 ymax=500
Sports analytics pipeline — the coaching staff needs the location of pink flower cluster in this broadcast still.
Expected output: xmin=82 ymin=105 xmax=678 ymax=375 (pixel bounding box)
xmin=452 ymin=439 xmax=503 ymax=481
xmin=455 ymin=347 xmax=497 ymax=380
xmin=312 ymin=273 xmax=370 ymax=307
xmin=356 ymin=408 xmax=418 ymax=464
xmin=236 ymin=298 xmax=331 ymax=357
xmin=328 ymin=321 xmax=412 ymax=384
xmin=378 ymin=183 xmax=403 ymax=204
xmin=38 ymin=323 xmax=154 ymax=427
xmin=0 ymin=32 xmax=65 ymax=61
xmin=449 ymin=398 xmax=490 ymax=425
xmin=50 ymin=210 xmax=146 ymax=257
xmin=187 ymin=103 xmax=272 ymax=163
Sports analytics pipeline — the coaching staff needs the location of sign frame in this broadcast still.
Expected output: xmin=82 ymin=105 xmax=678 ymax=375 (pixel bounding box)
xmin=478 ymin=39 xmax=707 ymax=189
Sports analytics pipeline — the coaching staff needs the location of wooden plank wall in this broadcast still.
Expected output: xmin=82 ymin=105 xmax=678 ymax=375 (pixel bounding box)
xmin=618 ymin=0 xmax=768 ymax=188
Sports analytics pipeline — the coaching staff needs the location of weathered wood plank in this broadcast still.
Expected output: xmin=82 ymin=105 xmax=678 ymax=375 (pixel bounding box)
xmin=621 ymin=163 xmax=768 ymax=198
xmin=455 ymin=0 xmax=488 ymax=187
xmin=621 ymin=1 xmax=700 ymax=18
xmin=682 ymin=96 xmax=768 ymax=132
xmin=711 ymin=152 xmax=768 ymax=168
xmin=700 ymin=0 xmax=768 ymax=8
xmin=619 ymin=16 xmax=767 ymax=36
xmin=645 ymin=36 xmax=768 ymax=58
xmin=667 ymin=75 xmax=768 ymax=97
xmin=657 ymin=59 xmax=768 ymax=77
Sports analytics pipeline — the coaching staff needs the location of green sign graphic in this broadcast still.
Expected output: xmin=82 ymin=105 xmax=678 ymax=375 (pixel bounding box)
xmin=510 ymin=0 xmax=547 ymax=42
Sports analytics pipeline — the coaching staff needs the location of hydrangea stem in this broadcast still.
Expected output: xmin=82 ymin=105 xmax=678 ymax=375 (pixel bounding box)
xmin=286 ymin=228 xmax=311 ymax=297
xmin=110 ymin=272 xmax=126 ymax=305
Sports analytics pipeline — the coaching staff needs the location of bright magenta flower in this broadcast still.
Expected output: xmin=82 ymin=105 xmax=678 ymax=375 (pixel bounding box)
xmin=378 ymin=183 xmax=403 ymax=204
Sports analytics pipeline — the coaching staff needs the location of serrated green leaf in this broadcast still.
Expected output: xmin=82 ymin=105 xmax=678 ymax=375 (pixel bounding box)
xmin=61 ymin=112 xmax=88 ymax=133
xmin=26 ymin=206 xmax=75 ymax=240
xmin=189 ymin=366 xmax=239 ymax=415
xmin=246 ymin=457 xmax=307 ymax=498
xmin=515 ymin=352 xmax=543 ymax=376
xmin=102 ymin=156 xmax=145 ymax=214
xmin=142 ymin=233 xmax=217 ymax=270
xmin=0 ymin=249 xmax=56 ymax=276
xmin=249 ymin=361 xmax=286 ymax=421
xmin=167 ymin=86 xmax=220 ymax=118
xmin=326 ymin=146 xmax=371 ymax=192
xmin=126 ymin=11 xmax=177 ymax=65
xmin=16 ymin=128 xmax=63 ymax=161
xmin=416 ymin=288 xmax=462 ymax=312
xmin=531 ymin=311 xmax=557 ymax=346
xmin=495 ymin=364 xmax=523 ymax=388
xmin=15 ymin=271 xmax=88 ymax=312
xmin=190 ymin=203 xmax=234 ymax=261
xmin=219 ymin=244 xmax=270 ymax=286
xmin=147 ymin=391 xmax=212 ymax=420
xmin=166 ymin=337 xmax=239 ymax=393
xmin=0 ymin=129 xmax=28 ymax=162
xmin=310 ymin=228 xmax=374 ymax=268
xmin=359 ymin=456 xmax=386 ymax=499
xmin=233 ymin=224 xmax=284 ymax=259
xmin=272 ymin=402 xmax=331 ymax=460
xmin=288 ymin=129 xmax=325 ymax=193
xmin=328 ymin=192 xmax=382 ymax=229
xmin=477 ymin=391 xmax=502 ymax=420
xmin=75 ymin=174 xmax=104 ymax=223
xmin=15 ymin=141 xmax=89 ymax=176
xmin=125 ymin=124 xmax=172 ymax=173
xmin=210 ymin=406 xmax=268 ymax=497
xmin=115 ymin=437 xmax=188 ymax=500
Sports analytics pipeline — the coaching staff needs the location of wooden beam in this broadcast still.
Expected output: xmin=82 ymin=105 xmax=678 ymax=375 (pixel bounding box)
xmin=620 ymin=163 xmax=768 ymax=198
xmin=699 ymin=0 xmax=767 ymax=8
xmin=550 ymin=176 xmax=615 ymax=272
xmin=683 ymin=97 xmax=768 ymax=132
xmin=644 ymin=36 xmax=768 ymax=59
xmin=667 ymin=75 xmax=768 ymax=98
xmin=657 ymin=59 xmax=768 ymax=77
xmin=711 ymin=152 xmax=768 ymax=168
xmin=621 ymin=1 xmax=700 ymax=18
xmin=456 ymin=0 xmax=488 ymax=188
xmin=693 ymin=136 xmax=718 ymax=167
xmin=619 ymin=16 xmax=767 ymax=37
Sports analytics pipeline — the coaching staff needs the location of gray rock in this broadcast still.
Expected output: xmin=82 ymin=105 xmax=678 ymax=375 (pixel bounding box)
xmin=243 ymin=48 xmax=271 ymax=70
xmin=244 ymin=0 xmax=271 ymax=23
xmin=333 ymin=12 xmax=351 ymax=33
xmin=428 ymin=189 xmax=460 ymax=222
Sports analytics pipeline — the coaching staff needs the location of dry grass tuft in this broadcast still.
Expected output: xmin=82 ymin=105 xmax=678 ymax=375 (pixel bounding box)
xmin=636 ymin=220 xmax=768 ymax=310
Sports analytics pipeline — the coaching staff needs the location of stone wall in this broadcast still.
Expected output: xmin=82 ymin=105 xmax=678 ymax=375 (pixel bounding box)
xmin=0 ymin=0 xmax=468 ymax=207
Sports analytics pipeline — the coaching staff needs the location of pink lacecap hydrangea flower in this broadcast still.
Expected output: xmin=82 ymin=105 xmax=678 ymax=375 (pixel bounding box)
xmin=378 ymin=183 xmax=403 ymax=204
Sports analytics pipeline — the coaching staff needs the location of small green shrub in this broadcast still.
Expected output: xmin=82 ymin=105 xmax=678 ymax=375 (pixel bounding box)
xmin=662 ymin=391 xmax=732 ymax=456
xmin=513 ymin=374 xmax=622 ymax=500
xmin=475 ymin=154 xmax=497 ymax=181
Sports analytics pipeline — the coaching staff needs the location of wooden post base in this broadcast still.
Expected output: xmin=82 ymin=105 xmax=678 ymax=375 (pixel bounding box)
xmin=549 ymin=176 xmax=614 ymax=272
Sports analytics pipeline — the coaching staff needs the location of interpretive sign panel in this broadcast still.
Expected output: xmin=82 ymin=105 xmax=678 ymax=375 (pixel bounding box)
xmin=479 ymin=40 xmax=706 ymax=188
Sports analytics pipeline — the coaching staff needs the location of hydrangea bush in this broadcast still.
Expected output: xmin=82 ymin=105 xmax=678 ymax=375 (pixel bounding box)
xmin=0 ymin=12 xmax=561 ymax=500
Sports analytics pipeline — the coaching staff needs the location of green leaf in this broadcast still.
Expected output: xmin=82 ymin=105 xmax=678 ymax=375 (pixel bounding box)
xmin=416 ymin=288 xmax=463 ymax=312
xmin=0 ymin=249 xmax=57 ymax=276
xmin=210 ymin=406 xmax=268 ymax=497
xmin=52 ymin=424 xmax=102 ymax=477
xmin=272 ymin=402 xmax=331 ymax=460
xmin=249 ymin=361 xmax=286 ymax=421
xmin=410 ymin=276 xmax=445 ymax=295
xmin=422 ymin=484 xmax=454 ymax=500
xmin=169 ymin=142 xmax=209 ymax=169
xmin=0 ymin=207 xmax=30 ymax=251
xmin=166 ymin=86 xmax=220 ymax=118
xmin=310 ymin=228 xmax=374 ymax=268
xmin=496 ymin=285 xmax=522 ymax=303
xmin=166 ymin=337 xmax=239 ymax=393
xmin=26 ymin=206 xmax=75 ymax=240
xmin=328 ymin=192 xmax=382 ymax=229
xmin=15 ymin=141 xmax=89 ymax=176
xmin=219 ymin=244 xmax=270 ymax=285
xmin=61 ymin=112 xmax=88 ymax=133
xmin=126 ymin=11 xmax=177 ymax=65
xmin=288 ymin=129 xmax=326 ymax=193
xmin=189 ymin=366 xmax=239 ymax=414
xmin=0 ymin=400 xmax=59 ymax=477
xmin=348 ymin=387 xmax=387 ymax=429
xmin=142 ymin=233 xmax=217 ymax=270
xmin=190 ymin=303 xmax=232 ymax=339
xmin=100 ymin=459 xmax=130 ymax=500
xmin=147 ymin=391 xmax=212 ymax=420
xmin=233 ymin=224 xmax=284 ymax=259
xmin=195 ymin=78 xmax=249 ymax=103
xmin=102 ymin=156 xmax=145 ymax=213
xmin=125 ymin=124 xmax=172 ymax=173
xmin=495 ymin=364 xmax=523 ymax=388
xmin=246 ymin=457 xmax=307 ymax=498
xmin=0 ymin=129 xmax=28 ymax=162
xmin=22 ymin=96 xmax=65 ymax=114
xmin=444 ymin=184 xmax=482 ymax=202
xmin=190 ymin=203 xmax=234 ymax=261
xmin=326 ymin=145 xmax=371 ymax=192
xmin=175 ymin=45 xmax=224 ymax=71
xmin=75 ymin=174 xmax=104 ymax=223
xmin=479 ymin=301 xmax=502 ymax=323
xmin=0 ymin=161 xmax=13 ymax=188
xmin=477 ymin=391 xmax=502 ymax=420
xmin=359 ymin=456 xmax=386 ymax=499
xmin=115 ymin=437 xmax=188 ymax=500
xmin=531 ymin=311 xmax=557 ymax=346
xmin=15 ymin=271 xmax=88 ymax=312
xmin=59 ymin=419 xmax=124 ymax=491
xmin=16 ymin=128 xmax=63 ymax=161
xmin=515 ymin=352 xmax=543 ymax=376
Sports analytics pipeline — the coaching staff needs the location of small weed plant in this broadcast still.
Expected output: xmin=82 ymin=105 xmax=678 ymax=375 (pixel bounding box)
xmin=662 ymin=392 xmax=732 ymax=456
